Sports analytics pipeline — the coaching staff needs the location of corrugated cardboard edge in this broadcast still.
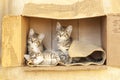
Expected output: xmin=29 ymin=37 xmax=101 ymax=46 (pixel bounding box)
xmin=24 ymin=65 xmax=107 ymax=71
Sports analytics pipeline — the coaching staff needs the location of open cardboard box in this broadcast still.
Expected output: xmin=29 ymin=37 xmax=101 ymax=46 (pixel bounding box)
xmin=2 ymin=1 xmax=120 ymax=70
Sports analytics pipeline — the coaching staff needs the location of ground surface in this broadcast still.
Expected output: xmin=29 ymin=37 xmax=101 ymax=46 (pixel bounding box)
xmin=0 ymin=66 xmax=120 ymax=80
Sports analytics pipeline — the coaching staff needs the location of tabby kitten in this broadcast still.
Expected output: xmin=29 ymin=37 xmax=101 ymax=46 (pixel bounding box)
xmin=40 ymin=50 xmax=60 ymax=65
xmin=28 ymin=28 xmax=45 ymax=57
xmin=26 ymin=51 xmax=60 ymax=66
xmin=25 ymin=28 xmax=45 ymax=65
xmin=56 ymin=22 xmax=72 ymax=64
xmin=25 ymin=28 xmax=60 ymax=66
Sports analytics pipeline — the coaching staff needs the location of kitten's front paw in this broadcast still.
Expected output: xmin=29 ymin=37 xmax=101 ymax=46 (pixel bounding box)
xmin=59 ymin=54 xmax=71 ymax=64
xmin=24 ymin=54 xmax=30 ymax=61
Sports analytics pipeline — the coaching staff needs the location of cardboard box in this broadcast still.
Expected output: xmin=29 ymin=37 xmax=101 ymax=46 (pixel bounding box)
xmin=2 ymin=1 xmax=120 ymax=70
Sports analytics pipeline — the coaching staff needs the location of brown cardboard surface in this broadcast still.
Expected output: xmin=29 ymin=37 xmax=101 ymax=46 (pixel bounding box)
xmin=69 ymin=41 xmax=104 ymax=57
xmin=68 ymin=40 xmax=106 ymax=66
xmin=107 ymin=14 xmax=120 ymax=67
xmin=22 ymin=0 xmax=105 ymax=19
xmin=78 ymin=17 xmax=101 ymax=46
xmin=24 ymin=66 xmax=106 ymax=71
xmin=2 ymin=16 xmax=29 ymax=67
xmin=22 ymin=0 xmax=120 ymax=19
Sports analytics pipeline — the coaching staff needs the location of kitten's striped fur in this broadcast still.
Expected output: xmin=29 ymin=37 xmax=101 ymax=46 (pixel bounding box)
xmin=56 ymin=22 xmax=72 ymax=64
xmin=27 ymin=50 xmax=60 ymax=66
xmin=28 ymin=29 xmax=45 ymax=57
xmin=26 ymin=29 xmax=45 ymax=65
xmin=26 ymin=28 xmax=60 ymax=66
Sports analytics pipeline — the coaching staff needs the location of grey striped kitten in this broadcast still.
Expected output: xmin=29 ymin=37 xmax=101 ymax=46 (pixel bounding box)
xmin=26 ymin=28 xmax=45 ymax=65
xmin=25 ymin=28 xmax=60 ymax=66
xmin=56 ymin=22 xmax=72 ymax=64
xmin=28 ymin=29 xmax=45 ymax=57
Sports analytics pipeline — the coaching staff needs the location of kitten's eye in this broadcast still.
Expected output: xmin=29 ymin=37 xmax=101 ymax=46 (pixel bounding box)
xmin=32 ymin=38 xmax=35 ymax=42
xmin=66 ymin=34 xmax=68 ymax=38
xmin=59 ymin=35 xmax=61 ymax=37
xmin=66 ymin=33 xmax=69 ymax=37
xmin=66 ymin=49 xmax=68 ymax=51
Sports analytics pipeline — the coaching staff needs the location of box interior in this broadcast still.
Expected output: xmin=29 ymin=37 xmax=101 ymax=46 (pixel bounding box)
xmin=22 ymin=16 xmax=107 ymax=66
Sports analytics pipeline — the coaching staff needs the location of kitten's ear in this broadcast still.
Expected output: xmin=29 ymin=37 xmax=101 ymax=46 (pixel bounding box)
xmin=56 ymin=22 xmax=61 ymax=31
xmin=29 ymin=28 xmax=34 ymax=36
xmin=66 ymin=25 xmax=72 ymax=36
xmin=38 ymin=33 xmax=45 ymax=41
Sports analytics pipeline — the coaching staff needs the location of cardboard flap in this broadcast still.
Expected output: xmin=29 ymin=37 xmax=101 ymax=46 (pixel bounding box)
xmin=69 ymin=41 xmax=104 ymax=57
xmin=68 ymin=40 xmax=106 ymax=66
xmin=22 ymin=0 xmax=120 ymax=19
xmin=22 ymin=0 xmax=106 ymax=19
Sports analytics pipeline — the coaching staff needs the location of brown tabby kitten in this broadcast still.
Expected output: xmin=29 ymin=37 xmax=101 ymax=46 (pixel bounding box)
xmin=56 ymin=22 xmax=72 ymax=64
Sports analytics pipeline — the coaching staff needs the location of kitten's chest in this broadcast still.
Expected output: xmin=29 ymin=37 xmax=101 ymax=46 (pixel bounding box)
xmin=57 ymin=39 xmax=72 ymax=53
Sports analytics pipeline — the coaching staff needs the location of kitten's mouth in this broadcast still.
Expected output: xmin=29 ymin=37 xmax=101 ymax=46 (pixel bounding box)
xmin=56 ymin=38 xmax=66 ymax=42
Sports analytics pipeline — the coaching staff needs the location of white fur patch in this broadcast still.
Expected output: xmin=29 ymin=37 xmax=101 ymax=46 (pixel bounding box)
xmin=24 ymin=54 xmax=30 ymax=61
xmin=30 ymin=43 xmax=40 ymax=53
xmin=33 ymin=56 xmax=44 ymax=65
